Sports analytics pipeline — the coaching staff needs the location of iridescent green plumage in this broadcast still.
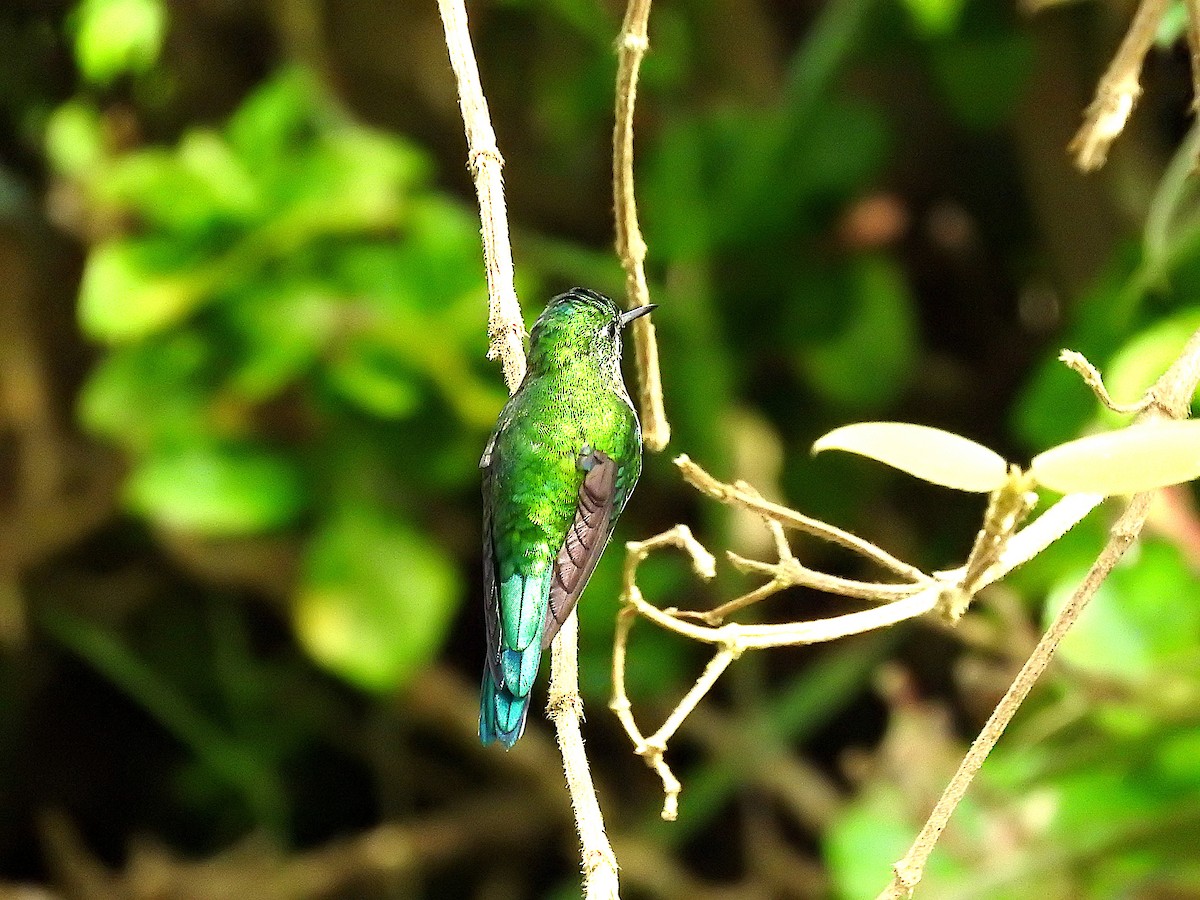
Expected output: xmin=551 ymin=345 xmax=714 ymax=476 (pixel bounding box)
xmin=480 ymin=288 xmax=652 ymax=747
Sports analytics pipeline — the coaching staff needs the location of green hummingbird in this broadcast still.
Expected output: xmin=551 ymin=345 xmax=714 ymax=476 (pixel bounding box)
xmin=479 ymin=287 xmax=654 ymax=747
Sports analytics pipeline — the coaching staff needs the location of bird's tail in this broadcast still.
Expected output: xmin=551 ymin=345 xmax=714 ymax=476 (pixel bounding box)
xmin=479 ymin=666 xmax=532 ymax=748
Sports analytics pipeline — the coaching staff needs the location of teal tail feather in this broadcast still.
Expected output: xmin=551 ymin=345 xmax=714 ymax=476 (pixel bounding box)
xmin=479 ymin=668 xmax=531 ymax=748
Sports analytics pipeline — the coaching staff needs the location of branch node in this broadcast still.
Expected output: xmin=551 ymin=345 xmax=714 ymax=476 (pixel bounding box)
xmin=467 ymin=146 xmax=504 ymax=176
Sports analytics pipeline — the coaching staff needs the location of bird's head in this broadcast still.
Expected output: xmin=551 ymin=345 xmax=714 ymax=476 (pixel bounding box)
xmin=526 ymin=288 xmax=654 ymax=378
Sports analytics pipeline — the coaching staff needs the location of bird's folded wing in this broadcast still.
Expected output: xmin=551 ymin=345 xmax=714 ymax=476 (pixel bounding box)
xmin=543 ymin=450 xmax=617 ymax=647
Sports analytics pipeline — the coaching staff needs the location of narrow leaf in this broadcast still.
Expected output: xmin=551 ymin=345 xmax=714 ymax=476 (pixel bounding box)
xmin=1030 ymin=420 xmax=1200 ymax=495
xmin=813 ymin=422 xmax=1008 ymax=492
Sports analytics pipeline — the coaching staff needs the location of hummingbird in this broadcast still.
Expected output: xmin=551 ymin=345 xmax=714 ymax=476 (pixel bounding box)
xmin=479 ymin=287 xmax=654 ymax=747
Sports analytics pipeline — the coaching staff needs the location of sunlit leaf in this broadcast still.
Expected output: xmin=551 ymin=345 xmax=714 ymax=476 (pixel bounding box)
xmin=44 ymin=101 xmax=104 ymax=177
xmin=813 ymin=422 xmax=1008 ymax=492
xmin=72 ymin=0 xmax=166 ymax=85
xmin=295 ymin=508 xmax=461 ymax=692
xmin=79 ymin=240 xmax=213 ymax=342
xmin=1030 ymin=421 xmax=1200 ymax=495
xmin=901 ymin=0 xmax=967 ymax=36
xmin=125 ymin=444 xmax=307 ymax=535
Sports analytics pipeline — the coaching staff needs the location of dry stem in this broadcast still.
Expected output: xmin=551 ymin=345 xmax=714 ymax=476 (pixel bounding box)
xmin=1188 ymin=0 xmax=1200 ymax=110
xmin=1068 ymin=0 xmax=1169 ymax=171
xmin=611 ymin=526 xmax=716 ymax=819
xmin=610 ymin=399 xmax=1141 ymax=824
xmin=550 ymin=612 xmax=620 ymax=898
xmin=436 ymin=0 xmax=526 ymax=392
xmin=437 ymin=3 xmax=615 ymax=895
xmin=1058 ymin=349 xmax=1150 ymax=414
xmin=877 ymin=326 xmax=1200 ymax=899
xmin=613 ymin=0 xmax=671 ymax=451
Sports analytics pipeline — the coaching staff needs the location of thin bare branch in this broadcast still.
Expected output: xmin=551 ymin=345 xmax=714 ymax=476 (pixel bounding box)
xmin=878 ymin=326 xmax=1200 ymax=898
xmin=436 ymin=0 xmax=526 ymax=392
xmin=549 ymin=613 xmax=620 ymax=899
xmin=676 ymin=455 xmax=928 ymax=581
xmin=1059 ymin=349 xmax=1150 ymax=414
xmin=614 ymin=0 xmax=670 ymax=450
xmin=878 ymin=492 xmax=1154 ymax=899
xmin=1068 ymin=0 xmax=1170 ymax=171
xmin=437 ymin=5 xmax=616 ymax=895
xmin=612 ymin=521 xmax=937 ymax=815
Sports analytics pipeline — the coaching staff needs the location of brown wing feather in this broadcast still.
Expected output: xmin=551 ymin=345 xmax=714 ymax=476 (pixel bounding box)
xmin=480 ymin=433 xmax=503 ymax=683
xmin=542 ymin=451 xmax=617 ymax=647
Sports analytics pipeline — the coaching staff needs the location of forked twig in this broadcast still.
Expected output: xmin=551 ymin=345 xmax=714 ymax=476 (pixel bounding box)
xmin=877 ymin=327 xmax=1200 ymax=898
xmin=612 ymin=346 xmax=1174 ymax=830
xmin=611 ymin=525 xmax=716 ymax=820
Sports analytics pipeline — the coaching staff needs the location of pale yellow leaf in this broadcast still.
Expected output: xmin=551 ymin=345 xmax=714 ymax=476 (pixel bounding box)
xmin=1031 ymin=420 xmax=1200 ymax=495
xmin=812 ymin=422 xmax=1008 ymax=492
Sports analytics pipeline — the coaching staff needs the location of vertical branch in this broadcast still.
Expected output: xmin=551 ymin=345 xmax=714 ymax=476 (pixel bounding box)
xmin=436 ymin=0 xmax=527 ymax=392
xmin=437 ymin=5 xmax=615 ymax=896
xmin=1186 ymin=0 xmax=1200 ymax=112
xmin=1068 ymin=0 xmax=1170 ymax=172
xmin=549 ymin=612 xmax=620 ymax=899
xmin=614 ymin=0 xmax=670 ymax=451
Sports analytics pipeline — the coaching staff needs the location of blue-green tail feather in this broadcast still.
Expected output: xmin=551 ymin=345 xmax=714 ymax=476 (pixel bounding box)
xmin=479 ymin=668 xmax=532 ymax=748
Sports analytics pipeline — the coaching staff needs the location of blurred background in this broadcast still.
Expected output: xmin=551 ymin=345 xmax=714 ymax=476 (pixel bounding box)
xmin=2 ymin=0 xmax=1200 ymax=896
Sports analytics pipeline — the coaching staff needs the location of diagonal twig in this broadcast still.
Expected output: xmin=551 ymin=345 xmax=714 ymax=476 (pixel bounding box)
xmin=877 ymin=326 xmax=1200 ymax=899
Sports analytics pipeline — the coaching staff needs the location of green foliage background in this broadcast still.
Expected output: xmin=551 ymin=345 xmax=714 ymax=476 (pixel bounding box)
xmin=2 ymin=0 xmax=1200 ymax=896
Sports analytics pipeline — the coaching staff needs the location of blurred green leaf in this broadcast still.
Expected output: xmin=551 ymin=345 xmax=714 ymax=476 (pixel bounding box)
xmin=1101 ymin=309 xmax=1200 ymax=424
xmin=44 ymin=100 xmax=104 ymax=176
xmin=642 ymin=117 xmax=712 ymax=259
xmin=77 ymin=331 xmax=213 ymax=450
xmin=79 ymin=239 xmax=215 ymax=342
xmin=72 ymin=0 xmax=166 ymax=85
xmin=223 ymin=284 xmax=336 ymax=401
xmin=827 ymin=782 xmax=973 ymax=898
xmin=901 ymin=0 xmax=968 ymax=36
xmin=281 ymin=128 xmax=427 ymax=232
xmin=799 ymin=256 xmax=918 ymax=410
xmin=225 ymin=67 xmax=329 ymax=173
xmin=930 ymin=33 xmax=1032 ymax=130
xmin=1047 ymin=540 xmax=1200 ymax=681
xmin=296 ymin=508 xmax=461 ymax=691
xmin=125 ymin=444 xmax=307 ymax=535
xmin=325 ymin=340 xmax=424 ymax=419
xmin=100 ymin=132 xmax=261 ymax=232
xmin=1156 ymin=0 xmax=1189 ymax=46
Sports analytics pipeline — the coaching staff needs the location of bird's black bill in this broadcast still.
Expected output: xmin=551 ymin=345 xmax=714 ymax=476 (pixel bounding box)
xmin=618 ymin=304 xmax=657 ymax=328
